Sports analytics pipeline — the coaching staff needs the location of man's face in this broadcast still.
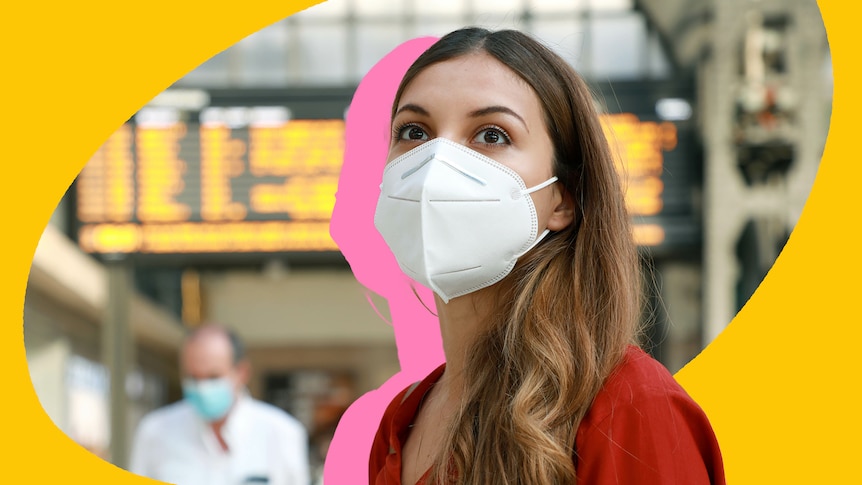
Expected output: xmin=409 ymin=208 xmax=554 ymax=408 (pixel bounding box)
xmin=180 ymin=332 xmax=244 ymax=393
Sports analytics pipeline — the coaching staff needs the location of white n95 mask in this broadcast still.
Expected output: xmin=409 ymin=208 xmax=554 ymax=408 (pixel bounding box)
xmin=374 ymin=137 xmax=558 ymax=303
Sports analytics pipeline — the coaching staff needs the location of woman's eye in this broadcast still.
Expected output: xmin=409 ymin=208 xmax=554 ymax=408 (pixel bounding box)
xmin=399 ymin=125 xmax=429 ymax=141
xmin=474 ymin=128 xmax=509 ymax=145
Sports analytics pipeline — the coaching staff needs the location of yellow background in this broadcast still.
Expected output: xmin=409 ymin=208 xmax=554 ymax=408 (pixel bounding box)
xmin=0 ymin=1 xmax=855 ymax=483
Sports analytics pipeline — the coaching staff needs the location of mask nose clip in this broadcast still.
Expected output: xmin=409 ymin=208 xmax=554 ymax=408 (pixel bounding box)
xmin=397 ymin=139 xmax=488 ymax=186
xmin=401 ymin=155 xmax=435 ymax=180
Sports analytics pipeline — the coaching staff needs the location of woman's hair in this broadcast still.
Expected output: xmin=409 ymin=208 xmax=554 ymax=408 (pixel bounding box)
xmin=392 ymin=27 xmax=643 ymax=484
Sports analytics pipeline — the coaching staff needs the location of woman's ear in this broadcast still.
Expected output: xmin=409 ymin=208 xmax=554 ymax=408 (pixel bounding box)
xmin=547 ymin=184 xmax=575 ymax=231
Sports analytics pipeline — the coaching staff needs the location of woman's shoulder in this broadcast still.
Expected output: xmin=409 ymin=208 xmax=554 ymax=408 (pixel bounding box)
xmin=575 ymin=345 xmax=725 ymax=484
xmin=590 ymin=345 xmax=692 ymax=409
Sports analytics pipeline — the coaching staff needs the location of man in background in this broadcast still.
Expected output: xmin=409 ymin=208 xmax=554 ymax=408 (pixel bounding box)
xmin=130 ymin=323 xmax=310 ymax=485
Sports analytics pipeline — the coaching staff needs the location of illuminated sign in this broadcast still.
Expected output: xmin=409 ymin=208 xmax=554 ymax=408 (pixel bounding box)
xmin=77 ymin=117 xmax=344 ymax=254
xmin=601 ymin=113 xmax=680 ymax=247
xmin=75 ymin=85 xmax=697 ymax=257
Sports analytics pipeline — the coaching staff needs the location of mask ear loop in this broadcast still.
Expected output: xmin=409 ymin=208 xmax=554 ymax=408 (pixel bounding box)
xmin=410 ymin=283 xmax=438 ymax=317
xmin=514 ymin=229 xmax=552 ymax=259
xmin=513 ymin=176 xmax=560 ymax=259
xmin=523 ymin=176 xmax=559 ymax=195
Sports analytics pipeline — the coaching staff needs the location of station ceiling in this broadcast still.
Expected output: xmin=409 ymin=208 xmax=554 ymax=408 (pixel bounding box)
xmin=636 ymin=0 xmax=711 ymax=69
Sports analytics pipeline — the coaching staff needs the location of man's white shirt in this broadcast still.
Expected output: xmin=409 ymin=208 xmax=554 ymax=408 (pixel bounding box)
xmin=130 ymin=392 xmax=310 ymax=485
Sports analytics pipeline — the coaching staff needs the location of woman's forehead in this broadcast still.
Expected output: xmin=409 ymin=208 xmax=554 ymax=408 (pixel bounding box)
xmin=396 ymin=52 xmax=541 ymax=117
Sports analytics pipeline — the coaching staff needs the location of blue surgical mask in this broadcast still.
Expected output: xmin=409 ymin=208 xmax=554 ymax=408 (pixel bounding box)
xmin=182 ymin=377 xmax=235 ymax=422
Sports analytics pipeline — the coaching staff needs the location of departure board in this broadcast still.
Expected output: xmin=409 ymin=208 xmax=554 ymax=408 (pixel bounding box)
xmin=594 ymin=80 xmax=701 ymax=253
xmin=601 ymin=113 xmax=680 ymax=248
xmin=74 ymin=83 xmax=700 ymax=258
xmin=77 ymin=114 xmax=344 ymax=255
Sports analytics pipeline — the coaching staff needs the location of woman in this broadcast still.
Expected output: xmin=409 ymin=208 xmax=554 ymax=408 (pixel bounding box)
xmin=369 ymin=27 xmax=725 ymax=485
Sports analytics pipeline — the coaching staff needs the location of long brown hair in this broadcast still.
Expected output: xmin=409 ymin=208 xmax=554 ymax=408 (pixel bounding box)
xmin=392 ymin=27 xmax=643 ymax=484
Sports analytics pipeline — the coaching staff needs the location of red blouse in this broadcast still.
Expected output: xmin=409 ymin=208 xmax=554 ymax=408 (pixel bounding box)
xmin=369 ymin=346 xmax=725 ymax=485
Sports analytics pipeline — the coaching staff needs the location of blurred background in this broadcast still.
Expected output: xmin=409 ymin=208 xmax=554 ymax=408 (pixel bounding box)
xmin=25 ymin=0 xmax=830 ymax=480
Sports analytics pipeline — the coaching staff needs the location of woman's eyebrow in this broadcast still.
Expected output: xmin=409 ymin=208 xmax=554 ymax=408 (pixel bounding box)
xmin=394 ymin=103 xmax=529 ymax=133
xmin=394 ymin=103 xmax=430 ymax=117
xmin=468 ymin=106 xmax=529 ymax=133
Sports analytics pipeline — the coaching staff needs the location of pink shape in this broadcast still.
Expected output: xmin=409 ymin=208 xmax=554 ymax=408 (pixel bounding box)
xmin=326 ymin=36 xmax=443 ymax=485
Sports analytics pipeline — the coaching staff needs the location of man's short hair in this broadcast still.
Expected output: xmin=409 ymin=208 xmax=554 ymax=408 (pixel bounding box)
xmin=183 ymin=323 xmax=246 ymax=365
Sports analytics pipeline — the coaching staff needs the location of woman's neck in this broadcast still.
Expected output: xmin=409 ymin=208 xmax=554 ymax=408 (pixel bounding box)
xmin=433 ymin=290 xmax=494 ymax=397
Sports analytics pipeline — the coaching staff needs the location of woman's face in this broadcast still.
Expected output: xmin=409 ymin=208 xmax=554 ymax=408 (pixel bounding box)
xmin=389 ymin=51 xmax=572 ymax=233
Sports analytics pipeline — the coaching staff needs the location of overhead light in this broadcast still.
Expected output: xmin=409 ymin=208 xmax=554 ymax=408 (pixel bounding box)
xmin=147 ymin=89 xmax=211 ymax=111
xmin=249 ymin=106 xmax=291 ymax=127
xmin=201 ymin=106 xmax=292 ymax=128
xmin=656 ymin=98 xmax=692 ymax=121
xmin=135 ymin=107 xmax=181 ymax=127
